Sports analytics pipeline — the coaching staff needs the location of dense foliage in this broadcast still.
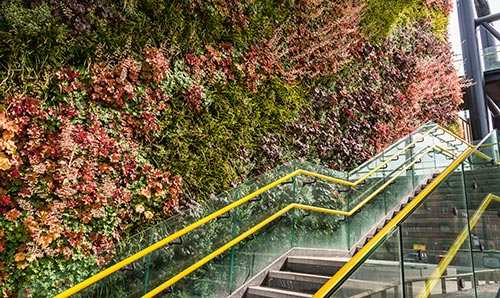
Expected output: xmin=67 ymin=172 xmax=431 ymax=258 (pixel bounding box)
xmin=0 ymin=0 xmax=461 ymax=296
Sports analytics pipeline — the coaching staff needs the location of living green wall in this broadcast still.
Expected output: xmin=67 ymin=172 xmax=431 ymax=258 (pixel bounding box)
xmin=0 ymin=0 xmax=461 ymax=295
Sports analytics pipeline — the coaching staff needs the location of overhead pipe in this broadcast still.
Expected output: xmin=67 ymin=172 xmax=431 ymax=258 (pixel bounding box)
xmin=475 ymin=12 xmax=500 ymax=25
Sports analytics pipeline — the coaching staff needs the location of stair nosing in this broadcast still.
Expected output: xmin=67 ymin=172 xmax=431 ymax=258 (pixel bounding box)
xmin=267 ymin=270 xmax=330 ymax=283
xmin=247 ymin=286 xmax=312 ymax=298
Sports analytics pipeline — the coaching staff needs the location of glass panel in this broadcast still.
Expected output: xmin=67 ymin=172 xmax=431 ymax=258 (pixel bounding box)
xmin=463 ymin=161 xmax=500 ymax=297
xmin=429 ymin=126 xmax=470 ymax=155
xmin=468 ymin=131 xmax=500 ymax=169
xmin=483 ymin=45 xmax=500 ymax=72
xmin=346 ymin=150 xmax=452 ymax=249
xmin=172 ymin=209 xmax=345 ymax=297
xmin=47 ymin=123 xmax=476 ymax=297
xmin=348 ymin=123 xmax=436 ymax=175
xmin=63 ymin=163 xmax=302 ymax=297
xmin=401 ymin=167 xmax=475 ymax=298
xmin=167 ymin=150 xmax=458 ymax=297
xmin=329 ymin=229 xmax=403 ymax=298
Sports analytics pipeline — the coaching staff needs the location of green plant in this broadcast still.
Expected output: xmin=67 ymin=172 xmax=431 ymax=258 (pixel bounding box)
xmin=361 ymin=0 xmax=448 ymax=41
xmin=0 ymin=0 xmax=460 ymax=295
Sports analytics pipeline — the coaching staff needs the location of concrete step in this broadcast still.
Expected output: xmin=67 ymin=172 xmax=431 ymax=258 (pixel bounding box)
xmin=340 ymin=279 xmax=396 ymax=297
xmin=265 ymin=271 xmax=329 ymax=294
xmin=423 ymin=194 xmax=500 ymax=208
xmin=447 ymin=173 xmax=500 ymax=180
xmin=450 ymin=169 xmax=500 ymax=177
xmin=284 ymin=256 xmax=348 ymax=276
xmin=462 ymin=167 xmax=500 ymax=175
xmin=245 ymin=286 xmax=312 ymax=298
xmin=430 ymin=187 xmax=500 ymax=196
xmin=230 ymin=248 xmax=349 ymax=298
xmin=425 ymin=192 xmax=494 ymax=199
xmin=438 ymin=180 xmax=500 ymax=191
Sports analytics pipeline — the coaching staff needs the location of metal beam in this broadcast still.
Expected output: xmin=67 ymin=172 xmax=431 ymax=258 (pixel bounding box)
xmin=481 ymin=22 xmax=500 ymax=42
xmin=487 ymin=95 xmax=500 ymax=130
xmin=487 ymin=95 xmax=500 ymax=116
xmin=475 ymin=0 xmax=496 ymax=62
xmin=458 ymin=0 xmax=490 ymax=140
xmin=475 ymin=12 xmax=500 ymax=25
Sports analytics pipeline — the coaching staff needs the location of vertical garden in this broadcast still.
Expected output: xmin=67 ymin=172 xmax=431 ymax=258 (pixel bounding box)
xmin=0 ymin=0 xmax=462 ymax=295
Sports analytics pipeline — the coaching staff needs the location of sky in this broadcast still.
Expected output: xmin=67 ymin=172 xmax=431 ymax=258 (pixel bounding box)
xmin=449 ymin=0 xmax=500 ymax=73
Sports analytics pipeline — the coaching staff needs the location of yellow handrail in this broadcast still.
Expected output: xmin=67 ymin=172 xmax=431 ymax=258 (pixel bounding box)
xmin=55 ymin=127 xmax=440 ymax=297
xmin=313 ymin=130 xmax=497 ymax=297
xmin=142 ymin=145 xmax=456 ymax=297
xmin=417 ymin=193 xmax=500 ymax=298
xmin=435 ymin=125 xmax=498 ymax=163
xmin=143 ymin=203 xmax=345 ymax=297
xmin=55 ymin=124 xmax=491 ymax=297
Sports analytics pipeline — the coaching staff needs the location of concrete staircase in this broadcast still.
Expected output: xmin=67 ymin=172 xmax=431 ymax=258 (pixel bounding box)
xmin=349 ymin=174 xmax=438 ymax=256
xmin=228 ymin=248 xmax=347 ymax=298
xmin=229 ymin=166 xmax=500 ymax=298
xmin=239 ymin=252 xmax=434 ymax=298
xmin=232 ymin=249 xmax=406 ymax=298
xmin=228 ymin=174 xmax=440 ymax=298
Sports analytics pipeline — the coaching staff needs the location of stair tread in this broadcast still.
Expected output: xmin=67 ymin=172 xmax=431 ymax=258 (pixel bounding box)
xmin=286 ymin=256 xmax=349 ymax=264
xmin=247 ymin=286 xmax=312 ymax=298
xmin=268 ymin=270 xmax=330 ymax=283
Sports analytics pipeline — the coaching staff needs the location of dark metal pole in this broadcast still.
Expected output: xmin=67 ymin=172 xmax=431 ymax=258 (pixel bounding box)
xmin=475 ymin=0 xmax=497 ymax=65
xmin=458 ymin=0 xmax=491 ymax=140
xmin=475 ymin=0 xmax=495 ymax=45
xmin=488 ymin=95 xmax=500 ymax=130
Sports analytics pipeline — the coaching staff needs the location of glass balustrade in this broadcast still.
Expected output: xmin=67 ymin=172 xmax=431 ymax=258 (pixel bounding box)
xmin=49 ymin=123 xmax=478 ymax=297
xmin=483 ymin=46 xmax=500 ymax=73
xmin=325 ymin=131 xmax=500 ymax=298
xmin=138 ymin=149 xmax=458 ymax=297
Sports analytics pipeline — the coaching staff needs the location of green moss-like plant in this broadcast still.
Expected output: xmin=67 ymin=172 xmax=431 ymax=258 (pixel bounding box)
xmin=361 ymin=0 xmax=449 ymax=42
xmin=153 ymin=78 xmax=307 ymax=199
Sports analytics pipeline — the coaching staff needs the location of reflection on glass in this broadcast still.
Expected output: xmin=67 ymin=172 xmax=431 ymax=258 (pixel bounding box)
xmin=329 ymin=229 xmax=403 ymax=298
xmin=483 ymin=46 xmax=500 ymax=72
xmin=401 ymin=168 xmax=475 ymax=298
xmin=464 ymin=160 xmax=500 ymax=298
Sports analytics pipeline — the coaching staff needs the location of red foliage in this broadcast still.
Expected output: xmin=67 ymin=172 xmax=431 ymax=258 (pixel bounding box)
xmin=90 ymin=58 xmax=139 ymax=107
xmin=55 ymin=67 xmax=83 ymax=94
xmin=0 ymin=111 xmax=17 ymax=172
xmin=89 ymin=48 xmax=171 ymax=108
xmin=1 ymin=94 xmax=182 ymax=270
xmin=5 ymin=209 xmax=21 ymax=221
xmin=423 ymin=0 xmax=453 ymax=14
xmin=279 ymin=22 xmax=463 ymax=169
xmin=0 ymin=195 xmax=11 ymax=207
xmin=406 ymin=53 xmax=463 ymax=124
xmin=142 ymin=47 xmax=170 ymax=83
xmin=184 ymin=44 xmax=235 ymax=83
xmin=185 ymin=84 xmax=204 ymax=112
xmin=209 ymin=0 xmax=249 ymax=28
xmin=242 ymin=2 xmax=363 ymax=90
